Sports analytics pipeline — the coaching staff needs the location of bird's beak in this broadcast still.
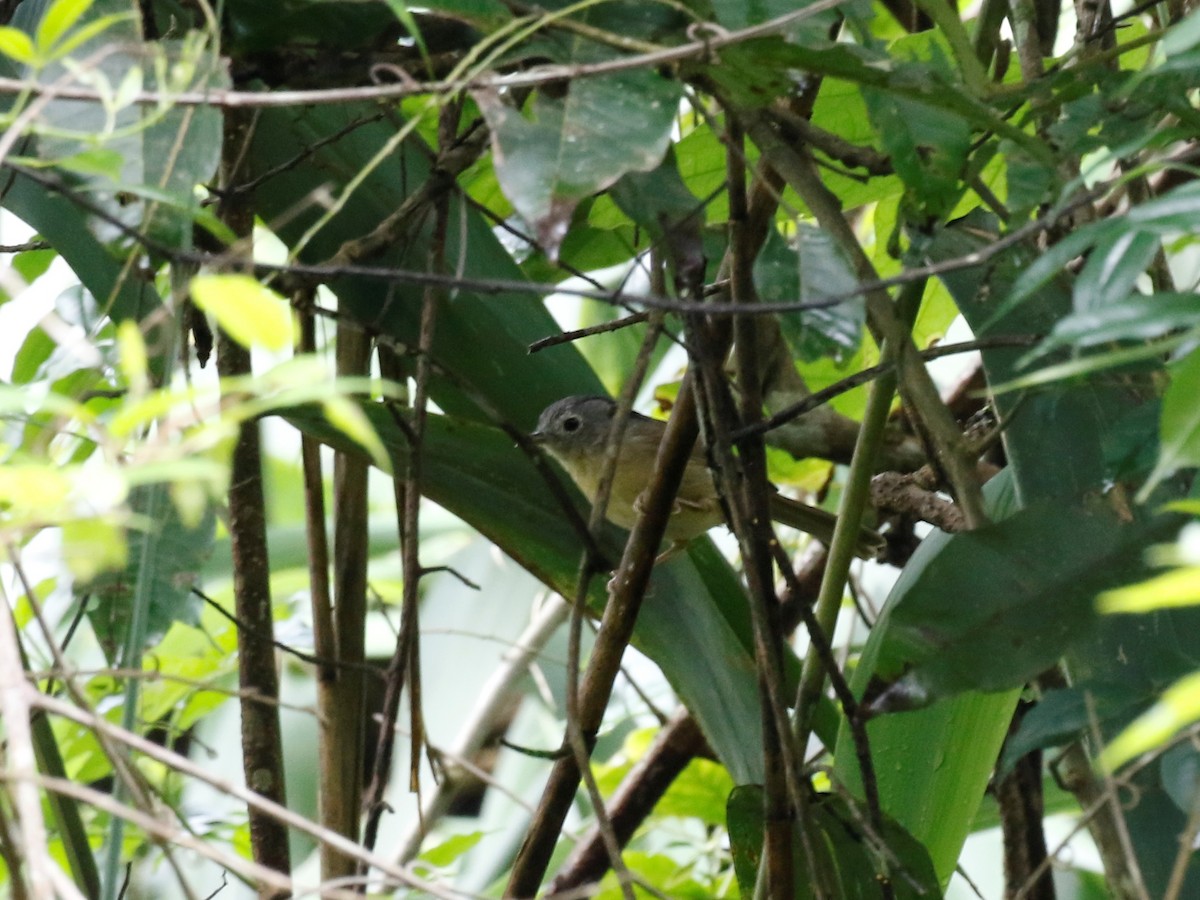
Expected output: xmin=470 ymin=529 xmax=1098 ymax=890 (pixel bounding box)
xmin=529 ymin=429 xmax=546 ymax=445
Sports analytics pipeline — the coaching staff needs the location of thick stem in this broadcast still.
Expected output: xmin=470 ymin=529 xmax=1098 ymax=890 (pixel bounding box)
xmin=216 ymin=106 xmax=291 ymax=894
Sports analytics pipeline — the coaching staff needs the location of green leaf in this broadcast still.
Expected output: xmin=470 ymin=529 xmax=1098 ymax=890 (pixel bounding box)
xmin=35 ymin=0 xmax=94 ymax=52
xmin=1072 ymin=229 xmax=1160 ymax=311
xmin=655 ymin=759 xmax=734 ymax=826
xmin=420 ymin=831 xmax=484 ymax=867
xmin=726 ymin=785 xmax=764 ymax=897
xmin=381 ymin=0 xmax=428 ymax=64
xmin=1143 ymin=348 xmax=1200 ymax=500
xmin=754 ymin=226 xmax=863 ymax=362
xmin=866 ymin=501 xmax=1180 ymax=708
xmin=726 ymin=785 xmax=942 ymax=898
xmin=1099 ymin=566 xmax=1200 ymax=613
xmin=1161 ymin=6 xmax=1200 ymax=56
xmin=1038 ymin=292 xmax=1200 ymax=355
xmin=475 ymin=69 xmax=681 ymax=256
xmin=86 ymin=486 xmax=216 ymax=663
xmin=190 ymin=274 xmax=297 ymax=351
xmin=1101 ymin=670 xmax=1200 ymax=771
xmin=0 ymin=26 xmax=35 ymax=63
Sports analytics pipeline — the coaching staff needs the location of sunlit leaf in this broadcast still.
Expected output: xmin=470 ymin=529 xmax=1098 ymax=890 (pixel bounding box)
xmin=1100 ymin=671 xmax=1200 ymax=771
xmin=35 ymin=0 xmax=94 ymax=53
xmin=62 ymin=517 xmax=127 ymax=581
xmin=0 ymin=26 xmax=35 ymax=64
xmin=115 ymin=319 xmax=149 ymax=395
xmin=1099 ymin=566 xmax=1200 ymax=613
xmin=1142 ymin=347 xmax=1200 ymax=500
xmin=322 ymin=396 xmax=392 ymax=474
xmin=190 ymin=274 xmax=297 ymax=351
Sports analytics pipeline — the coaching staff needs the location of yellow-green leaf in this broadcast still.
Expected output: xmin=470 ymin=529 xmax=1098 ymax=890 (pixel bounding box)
xmin=63 ymin=518 xmax=127 ymax=581
xmin=116 ymin=319 xmax=149 ymax=395
xmin=322 ymin=396 xmax=391 ymax=474
xmin=1098 ymin=566 xmax=1200 ymax=613
xmin=190 ymin=274 xmax=296 ymax=352
xmin=0 ymin=464 xmax=72 ymax=515
xmin=0 ymin=27 xmax=35 ymax=64
xmin=35 ymin=0 xmax=94 ymax=53
xmin=1100 ymin=670 xmax=1200 ymax=771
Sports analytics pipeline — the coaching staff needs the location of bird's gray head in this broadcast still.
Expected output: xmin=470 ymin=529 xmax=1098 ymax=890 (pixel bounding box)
xmin=531 ymin=395 xmax=617 ymax=455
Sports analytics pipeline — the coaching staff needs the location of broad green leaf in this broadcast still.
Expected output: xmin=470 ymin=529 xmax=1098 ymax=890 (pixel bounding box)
xmin=754 ymin=226 xmax=863 ymax=363
xmin=999 ymin=682 xmax=1153 ymax=774
xmin=189 ymin=274 xmax=297 ymax=351
xmin=475 ymin=69 xmax=681 ymax=256
xmin=865 ymin=501 xmax=1180 ymax=707
xmin=726 ymin=785 xmax=942 ymax=898
xmin=87 ymin=485 xmax=216 ymax=663
xmin=655 ymin=759 xmax=734 ymax=827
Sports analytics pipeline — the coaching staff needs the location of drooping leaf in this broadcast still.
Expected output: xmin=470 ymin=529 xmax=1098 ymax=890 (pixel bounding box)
xmin=475 ymin=68 xmax=681 ymax=256
xmin=754 ymin=225 xmax=864 ymax=362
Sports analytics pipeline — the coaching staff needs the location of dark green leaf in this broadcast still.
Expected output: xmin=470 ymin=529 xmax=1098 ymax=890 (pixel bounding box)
xmin=86 ymin=486 xmax=216 ymax=663
xmin=754 ymin=226 xmax=863 ymax=362
xmin=726 ymin=785 xmax=764 ymax=897
xmin=999 ymin=683 xmax=1152 ymax=774
xmin=726 ymin=785 xmax=942 ymax=898
xmin=476 ymin=69 xmax=681 ymax=256
xmin=865 ymin=501 xmax=1182 ymax=709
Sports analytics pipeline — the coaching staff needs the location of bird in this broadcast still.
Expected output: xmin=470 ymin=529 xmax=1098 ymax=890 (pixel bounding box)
xmin=531 ymin=395 xmax=884 ymax=558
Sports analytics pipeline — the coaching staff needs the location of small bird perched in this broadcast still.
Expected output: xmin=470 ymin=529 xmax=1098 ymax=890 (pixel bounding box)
xmin=531 ymin=395 xmax=884 ymax=558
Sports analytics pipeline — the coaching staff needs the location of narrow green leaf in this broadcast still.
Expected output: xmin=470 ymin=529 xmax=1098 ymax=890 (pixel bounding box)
xmin=1142 ymin=347 xmax=1200 ymax=500
xmin=1099 ymin=566 xmax=1200 ymax=613
xmin=381 ymin=0 xmax=429 ymax=64
xmin=1072 ymin=229 xmax=1160 ymax=311
xmin=1161 ymin=6 xmax=1200 ymax=56
xmin=1100 ymin=670 xmax=1200 ymax=771
xmin=34 ymin=0 xmax=94 ymax=52
xmin=1037 ymin=293 xmax=1200 ymax=356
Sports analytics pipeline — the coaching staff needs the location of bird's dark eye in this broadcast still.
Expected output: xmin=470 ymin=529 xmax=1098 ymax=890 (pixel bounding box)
xmin=562 ymin=416 xmax=581 ymax=433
